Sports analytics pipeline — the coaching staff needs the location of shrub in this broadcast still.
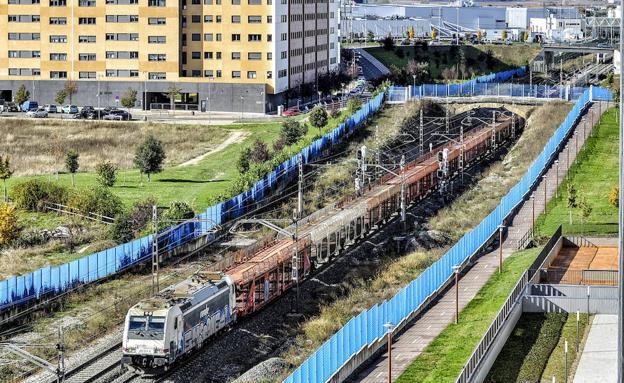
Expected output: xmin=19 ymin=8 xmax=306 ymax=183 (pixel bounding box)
xmin=12 ymin=179 xmax=68 ymax=211
xmin=109 ymin=211 xmax=134 ymax=244
xmin=163 ymin=201 xmax=195 ymax=223
xmin=96 ymin=161 xmax=118 ymax=187
xmin=309 ymin=106 xmax=329 ymax=133
xmin=272 ymin=137 xmax=286 ymax=152
xmin=237 ymin=146 xmax=252 ymax=173
xmin=347 ymin=98 xmax=362 ymax=115
xmin=382 ymin=35 xmax=394 ymax=51
xmin=0 ymin=203 xmax=20 ymax=246
xmin=68 ymin=187 xmax=123 ymax=219
xmin=249 ymin=139 xmax=271 ymax=163
xmin=280 ymin=120 xmax=307 ymax=145
xmin=130 ymin=197 xmax=158 ymax=233
xmin=395 ymin=47 xmax=405 ymax=59
xmin=608 ymin=185 xmax=619 ymax=208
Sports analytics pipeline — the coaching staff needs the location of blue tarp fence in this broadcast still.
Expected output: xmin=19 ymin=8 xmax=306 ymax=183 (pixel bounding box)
xmin=284 ymin=86 xmax=612 ymax=383
xmin=0 ymin=92 xmax=385 ymax=312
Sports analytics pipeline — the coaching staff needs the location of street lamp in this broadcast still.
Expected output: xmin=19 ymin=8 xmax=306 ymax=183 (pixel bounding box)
xmin=240 ymin=95 xmax=244 ymax=121
xmin=498 ymin=225 xmax=504 ymax=273
xmin=383 ymin=322 xmax=395 ymax=383
xmin=318 ymin=90 xmax=322 ymax=105
xmin=412 ymin=74 xmax=416 ymax=88
xmin=452 ymin=265 xmax=460 ymax=324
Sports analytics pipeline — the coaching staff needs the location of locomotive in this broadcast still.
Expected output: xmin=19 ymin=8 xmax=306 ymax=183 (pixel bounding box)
xmin=121 ymin=272 xmax=236 ymax=372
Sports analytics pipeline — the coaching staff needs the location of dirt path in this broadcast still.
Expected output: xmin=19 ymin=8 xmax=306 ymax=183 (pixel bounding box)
xmin=179 ymin=130 xmax=250 ymax=166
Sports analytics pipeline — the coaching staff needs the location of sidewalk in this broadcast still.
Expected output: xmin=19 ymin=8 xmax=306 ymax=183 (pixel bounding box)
xmin=349 ymin=102 xmax=607 ymax=383
xmin=573 ymin=315 xmax=617 ymax=383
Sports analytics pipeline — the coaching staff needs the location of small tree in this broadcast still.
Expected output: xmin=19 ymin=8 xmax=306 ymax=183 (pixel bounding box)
xmin=567 ymin=183 xmax=577 ymax=224
xmin=64 ymin=80 xmax=78 ymax=104
xmin=15 ymin=84 xmax=30 ymax=105
xmin=96 ymin=161 xmax=118 ymax=187
xmin=280 ymin=120 xmax=306 ymax=145
xmin=431 ymin=29 xmax=438 ymax=40
xmin=608 ymin=185 xmax=619 ymax=208
xmin=134 ymin=135 xmax=166 ymax=182
xmin=366 ymin=30 xmax=375 ymax=43
xmin=109 ymin=211 xmax=134 ymax=243
xmin=309 ymin=106 xmax=328 ymax=134
xmin=55 ymin=89 xmax=67 ymax=105
xmin=0 ymin=203 xmax=20 ymax=246
xmin=121 ymin=88 xmax=137 ymax=110
xmin=249 ymin=139 xmax=271 ymax=163
xmin=578 ymin=194 xmax=593 ymax=233
xmin=65 ymin=150 xmax=79 ymax=187
xmin=347 ymin=98 xmax=362 ymax=115
xmin=501 ymin=30 xmax=508 ymax=41
xmin=166 ymin=84 xmax=182 ymax=112
xmin=0 ymin=155 xmax=13 ymax=202
xmin=382 ymin=35 xmax=395 ymax=51
xmin=237 ymin=146 xmax=252 ymax=173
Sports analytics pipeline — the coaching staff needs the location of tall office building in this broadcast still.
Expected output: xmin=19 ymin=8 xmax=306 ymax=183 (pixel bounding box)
xmin=0 ymin=0 xmax=340 ymax=112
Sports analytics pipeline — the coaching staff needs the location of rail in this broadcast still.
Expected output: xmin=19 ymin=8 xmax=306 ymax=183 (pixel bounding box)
xmin=149 ymin=103 xmax=199 ymax=111
xmin=44 ymin=203 xmax=115 ymax=225
xmin=516 ymin=227 xmax=534 ymax=250
xmin=540 ymin=268 xmax=618 ymax=286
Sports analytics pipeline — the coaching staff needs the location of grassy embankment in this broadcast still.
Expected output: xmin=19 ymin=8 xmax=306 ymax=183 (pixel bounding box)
xmin=366 ymin=44 xmax=540 ymax=80
xmin=399 ymin=107 xmax=617 ymax=382
xmin=536 ymin=107 xmax=618 ymax=236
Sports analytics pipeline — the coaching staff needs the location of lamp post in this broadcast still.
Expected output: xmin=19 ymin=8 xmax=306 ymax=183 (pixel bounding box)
xmin=498 ymin=225 xmax=504 ymax=273
xmin=452 ymin=265 xmax=460 ymax=324
xmin=555 ymin=160 xmax=560 ymax=198
xmin=543 ymin=175 xmax=548 ymax=213
xmin=318 ymin=90 xmax=322 ymax=105
xmin=576 ymin=310 xmax=580 ymax=352
xmin=531 ymin=193 xmax=535 ymax=229
xmin=240 ymin=95 xmax=244 ymax=121
xmin=564 ymin=340 xmax=569 ymax=383
xmin=383 ymin=322 xmax=395 ymax=383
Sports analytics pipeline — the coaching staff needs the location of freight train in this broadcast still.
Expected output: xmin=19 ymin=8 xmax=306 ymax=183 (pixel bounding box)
xmin=122 ymin=108 xmax=520 ymax=372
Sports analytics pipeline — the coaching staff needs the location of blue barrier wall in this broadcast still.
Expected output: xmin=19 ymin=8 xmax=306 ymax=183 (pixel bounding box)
xmin=284 ymin=86 xmax=612 ymax=383
xmin=0 ymin=92 xmax=385 ymax=312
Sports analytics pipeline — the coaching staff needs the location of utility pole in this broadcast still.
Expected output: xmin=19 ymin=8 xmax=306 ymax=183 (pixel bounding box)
xmin=618 ymin=4 xmax=624 ymax=380
xmin=445 ymin=100 xmax=450 ymax=134
xmin=292 ymin=208 xmax=300 ymax=313
xmin=151 ymin=205 xmax=159 ymax=295
xmin=400 ymin=155 xmax=406 ymax=231
xmin=57 ymin=326 xmax=65 ymax=383
xmin=297 ymin=155 xmax=303 ymax=218
xmin=419 ymin=109 xmax=424 ymax=156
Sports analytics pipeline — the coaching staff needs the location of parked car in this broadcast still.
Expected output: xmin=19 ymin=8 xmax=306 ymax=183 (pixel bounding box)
xmin=102 ymin=109 xmax=132 ymax=121
xmin=79 ymin=106 xmax=97 ymax=119
xmin=62 ymin=105 xmax=79 ymax=114
xmin=43 ymin=104 xmax=58 ymax=113
xmin=5 ymin=102 xmax=19 ymax=112
xmin=282 ymin=107 xmax=301 ymax=117
xmin=21 ymin=101 xmax=38 ymax=112
xmin=26 ymin=108 xmax=48 ymax=118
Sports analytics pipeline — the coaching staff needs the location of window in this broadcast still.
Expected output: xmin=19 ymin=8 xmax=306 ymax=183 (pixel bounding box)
xmin=280 ymin=15 xmax=287 ymax=22
xmin=280 ymin=51 xmax=287 ymax=59
xmin=8 ymin=50 xmax=40 ymax=58
xmin=49 ymin=35 xmax=66 ymax=43
xmin=204 ymin=15 xmax=213 ymax=22
xmin=78 ymin=35 xmax=96 ymax=43
xmin=50 ymin=71 xmax=68 ymax=78
xmin=231 ymin=34 xmax=240 ymax=41
xmin=78 ymin=17 xmax=96 ymax=24
xmin=148 ymin=0 xmax=165 ymax=5
xmin=267 ymin=15 xmax=272 ymax=23
xmin=79 ymin=53 xmax=96 ymax=61
xmin=248 ymin=0 xmax=261 ymax=4
xmin=216 ymin=33 xmax=222 ymax=41
xmin=9 ymin=33 xmax=40 ymax=40
xmin=148 ymin=36 xmax=166 ymax=43
xmin=149 ymin=72 xmax=166 ymax=80
xmin=148 ymin=17 xmax=166 ymax=25
xmin=148 ymin=53 xmax=167 ymax=61
xmin=191 ymin=33 xmax=201 ymax=41
xmin=216 ymin=15 xmax=222 ymax=23
xmin=107 ymin=33 xmax=139 ymax=41
xmin=278 ymin=69 xmax=287 ymax=78
xmin=231 ymin=52 xmax=240 ymax=60
xmin=49 ymin=17 xmax=66 ymax=24
xmin=50 ymin=53 xmax=67 ymax=60
xmin=280 ymin=32 xmax=287 ymax=41
xmin=231 ymin=0 xmax=240 ymax=3
xmin=247 ymin=71 xmax=256 ymax=79
xmin=204 ymin=52 xmax=213 ymax=59
xmin=204 ymin=33 xmax=213 ymax=41
xmin=106 ymin=0 xmax=138 ymax=3
xmin=204 ymin=70 xmax=213 ymax=77
xmin=267 ymin=52 xmax=272 ymax=60
xmin=216 ymin=70 xmax=222 ymax=77
xmin=231 ymin=71 xmax=241 ymax=78
xmin=49 ymin=0 xmax=66 ymax=5
xmin=79 ymin=72 xmax=96 ymax=79
xmin=267 ymin=70 xmax=272 ymax=79
xmin=216 ymin=52 xmax=222 ymax=59
xmin=191 ymin=51 xmax=200 ymax=59
xmin=106 ymin=51 xmax=139 ymax=59
xmin=248 ymin=34 xmax=261 ymax=41
xmin=8 ymin=0 xmax=40 ymax=3
xmin=248 ymin=15 xmax=261 ymax=23
xmin=106 ymin=69 xmax=139 ymax=77
xmin=231 ymin=15 xmax=240 ymax=23
xmin=79 ymin=0 xmax=95 ymax=6
xmin=267 ymin=34 xmax=272 ymax=41
xmin=192 ymin=15 xmax=200 ymax=23
xmin=248 ymin=52 xmax=261 ymax=60
xmin=106 ymin=15 xmax=138 ymax=22
xmin=8 ymin=15 xmax=40 ymax=22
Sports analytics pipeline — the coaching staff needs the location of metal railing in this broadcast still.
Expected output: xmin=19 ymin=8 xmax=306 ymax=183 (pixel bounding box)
xmin=540 ymin=268 xmax=618 ymax=286
xmin=44 ymin=203 xmax=115 ymax=225
xmin=149 ymin=103 xmax=199 ymax=111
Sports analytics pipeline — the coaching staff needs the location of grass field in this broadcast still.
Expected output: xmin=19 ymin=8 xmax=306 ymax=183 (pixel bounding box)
xmin=366 ymin=44 xmax=540 ymax=81
xmin=536 ymin=107 xmax=618 ymax=236
xmin=395 ymin=247 xmax=541 ymax=383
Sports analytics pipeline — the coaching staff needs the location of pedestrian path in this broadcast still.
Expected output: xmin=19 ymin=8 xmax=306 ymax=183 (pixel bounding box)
xmin=350 ymin=102 xmax=608 ymax=383
xmin=573 ymin=315 xmax=617 ymax=383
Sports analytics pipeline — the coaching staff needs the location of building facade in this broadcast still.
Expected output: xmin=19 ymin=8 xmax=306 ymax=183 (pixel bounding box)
xmin=0 ymin=0 xmax=340 ymax=112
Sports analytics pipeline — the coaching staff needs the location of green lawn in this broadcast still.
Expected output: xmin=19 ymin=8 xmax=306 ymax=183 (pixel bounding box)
xmin=536 ymin=107 xmax=619 ymax=236
xmin=395 ymin=247 xmax=542 ymax=383
xmin=366 ymin=44 xmax=539 ymax=81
